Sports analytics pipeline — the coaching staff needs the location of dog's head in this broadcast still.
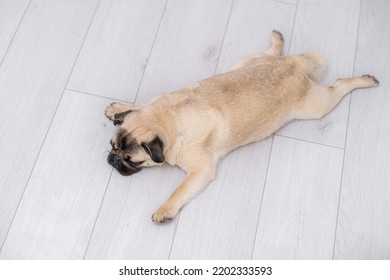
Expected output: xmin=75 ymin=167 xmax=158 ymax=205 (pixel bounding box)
xmin=105 ymin=107 xmax=165 ymax=176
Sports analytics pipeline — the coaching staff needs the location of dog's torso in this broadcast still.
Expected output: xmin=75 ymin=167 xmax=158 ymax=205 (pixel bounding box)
xmin=148 ymin=55 xmax=310 ymax=167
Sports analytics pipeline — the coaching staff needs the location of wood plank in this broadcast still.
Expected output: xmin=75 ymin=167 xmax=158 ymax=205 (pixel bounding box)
xmin=0 ymin=0 xmax=30 ymax=60
xmin=276 ymin=0 xmax=360 ymax=148
xmin=169 ymin=0 xmax=296 ymax=259
xmin=85 ymin=0 xmax=233 ymax=259
xmin=135 ymin=0 xmax=233 ymax=104
xmin=0 ymin=91 xmax=113 ymax=259
xmin=334 ymin=0 xmax=390 ymax=259
xmin=0 ymin=0 xmax=99 ymax=251
xmin=67 ymin=0 xmax=166 ymax=101
xmin=252 ymin=136 xmax=343 ymax=259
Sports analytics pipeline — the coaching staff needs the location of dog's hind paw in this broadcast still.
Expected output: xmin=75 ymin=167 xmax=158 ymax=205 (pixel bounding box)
xmin=272 ymin=30 xmax=284 ymax=42
xmin=361 ymin=74 xmax=379 ymax=86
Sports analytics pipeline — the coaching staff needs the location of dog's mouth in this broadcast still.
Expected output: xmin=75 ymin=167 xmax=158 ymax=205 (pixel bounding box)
xmin=107 ymin=153 xmax=142 ymax=176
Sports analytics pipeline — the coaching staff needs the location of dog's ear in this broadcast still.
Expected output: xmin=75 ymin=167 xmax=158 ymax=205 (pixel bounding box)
xmin=142 ymin=137 xmax=165 ymax=163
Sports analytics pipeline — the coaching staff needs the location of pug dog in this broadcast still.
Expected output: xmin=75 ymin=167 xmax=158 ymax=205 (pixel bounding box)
xmin=105 ymin=30 xmax=379 ymax=224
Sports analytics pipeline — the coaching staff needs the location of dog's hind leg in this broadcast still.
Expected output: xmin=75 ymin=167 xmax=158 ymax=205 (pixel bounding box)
xmin=232 ymin=30 xmax=284 ymax=70
xmin=264 ymin=30 xmax=284 ymax=56
xmin=294 ymin=75 xmax=379 ymax=120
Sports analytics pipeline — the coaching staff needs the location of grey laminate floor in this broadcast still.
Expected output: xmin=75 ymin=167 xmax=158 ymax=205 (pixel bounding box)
xmin=0 ymin=0 xmax=389 ymax=259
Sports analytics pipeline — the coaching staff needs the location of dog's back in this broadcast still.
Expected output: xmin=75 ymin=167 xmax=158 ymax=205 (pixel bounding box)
xmin=184 ymin=55 xmax=313 ymax=148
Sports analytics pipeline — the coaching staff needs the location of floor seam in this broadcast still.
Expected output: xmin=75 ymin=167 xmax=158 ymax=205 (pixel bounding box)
xmin=0 ymin=0 xmax=33 ymax=254
xmin=133 ymin=0 xmax=168 ymax=106
xmin=213 ymin=0 xmax=235 ymax=74
xmin=0 ymin=0 xmax=32 ymax=70
xmin=83 ymin=168 xmax=114 ymax=259
xmin=65 ymin=88 xmax=135 ymax=105
xmin=275 ymin=133 xmax=344 ymax=150
xmin=331 ymin=0 xmax=362 ymax=260
xmin=250 ymin=136 xmax=275 ymax=259
xmin=0 ymin=0 xmax=102 ymax=254
xmin=287 ymin=0 xmax=299 ymax=55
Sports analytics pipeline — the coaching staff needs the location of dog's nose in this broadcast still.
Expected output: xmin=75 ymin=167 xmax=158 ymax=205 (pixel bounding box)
xmin=108 ymin=154 xmax=121 ymax=167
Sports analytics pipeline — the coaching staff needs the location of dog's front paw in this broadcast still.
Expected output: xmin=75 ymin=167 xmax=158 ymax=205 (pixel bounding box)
xmin=104 ymin=102 xmax=129 ymax=121
xmin=105 ymin=102 xmax=120 ymax=121
xmin=152 ymin=204 xmax=177 ymax=224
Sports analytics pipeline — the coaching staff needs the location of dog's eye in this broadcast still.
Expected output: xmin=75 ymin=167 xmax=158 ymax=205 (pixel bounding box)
xmin=124 ymin=155 xmax=144 ymax=166
xmin=141 ymin=143 xmax=149 ymax=154
xmin=110 ymin=140 xmax=118 ymax=150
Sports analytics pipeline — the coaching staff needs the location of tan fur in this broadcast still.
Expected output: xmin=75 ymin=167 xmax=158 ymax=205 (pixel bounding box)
xmin=105 ymin=31 xmax=379 ymax=223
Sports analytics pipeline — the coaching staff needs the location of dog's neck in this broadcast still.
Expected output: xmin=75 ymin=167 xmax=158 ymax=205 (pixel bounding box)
xmin=146 ymin=101 xmax=177 ymax=166
xmin=148 ymin=90 xmax=193 ymax=166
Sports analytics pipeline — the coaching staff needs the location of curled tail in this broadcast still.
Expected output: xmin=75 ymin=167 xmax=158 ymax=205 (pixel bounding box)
xmin=298 ymin=50 xmax=327 ymax=83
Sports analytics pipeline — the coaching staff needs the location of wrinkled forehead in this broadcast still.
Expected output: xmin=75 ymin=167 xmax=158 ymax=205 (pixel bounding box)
xmin=112 ymin=128 xmax=137 ymax=150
